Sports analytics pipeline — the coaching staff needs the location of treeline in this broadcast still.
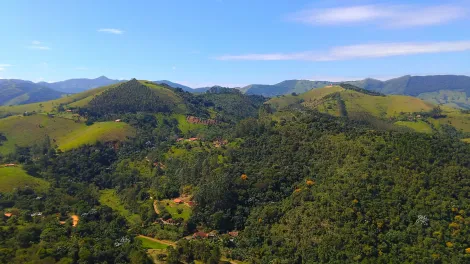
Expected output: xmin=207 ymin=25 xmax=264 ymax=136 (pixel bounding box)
xmin=85 ymin=79 xmax=173 ymax=119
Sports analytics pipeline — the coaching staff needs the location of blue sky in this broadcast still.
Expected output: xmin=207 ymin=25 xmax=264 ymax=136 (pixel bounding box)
xmin=0 ymin=0 xmax=469 ymax=87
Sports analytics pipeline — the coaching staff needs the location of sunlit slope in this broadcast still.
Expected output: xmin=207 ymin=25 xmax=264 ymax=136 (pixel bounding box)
xmin=268 ymin=85 xmax=470 ymax=133
xmin=0 ymin=82 xmax=123 ymax=117
xmin=0 ymin=114 xmax=134 ymax=154
xmin=0 ymin=166 xmax=50 ymax=193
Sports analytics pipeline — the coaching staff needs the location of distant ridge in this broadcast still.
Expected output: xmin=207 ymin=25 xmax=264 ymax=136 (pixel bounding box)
xmin=38 ymin=76 xmax=122 ymax=93
xmin=0 ymin=79 xmax=65 ymax=106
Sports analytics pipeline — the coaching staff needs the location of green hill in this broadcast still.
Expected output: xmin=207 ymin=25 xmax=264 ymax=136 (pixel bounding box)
xmin=268 ymin=84 xmax=470 ymax=134
xmin=0 ymin=166 xmax=50 ymax=193
xmin=242 ymin=80 xmax=332 ymax=97
xmin=0 ymin=79 xmax=65 ymax=106
xmin=348 ymin=75 xmax=470 ymax=109
xmin=0 ymin=114 xmax=135 ymax=154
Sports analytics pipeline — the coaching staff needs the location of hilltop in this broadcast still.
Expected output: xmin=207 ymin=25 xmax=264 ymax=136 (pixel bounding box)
xmin=0 ymin=79 xmax=65 ymax=106
xmin=241 ymin=80 xmax=333 ymax=97
xmin=38 ymin=76 xmax=122 ymax=93
xmin=348 ymin=75 xmax=470 ymax=109
xmin=268 ymin=83 xmax=470 ymax=134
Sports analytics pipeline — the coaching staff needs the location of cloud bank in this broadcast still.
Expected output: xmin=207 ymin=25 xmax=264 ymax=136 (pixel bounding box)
xmin=98 ymin=28 xmax=124 ymax=34
xmin=287 ymin=4 xmax=467 ymax=28
xmin=215 ymin=41 xmax=470 ymax=61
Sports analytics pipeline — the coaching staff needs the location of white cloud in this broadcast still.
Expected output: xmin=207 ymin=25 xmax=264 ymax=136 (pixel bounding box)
xmin=29 ymin=41 xmax=50 ymax=50
xmin=0 ymin=64 xmax=12 ymax=71
xmin=287 ymin=4 xmax=467 ymax=28
xmin=28 ymin=45 xmax=50 ymax=50
xmin=98 ymin=28 xmax=124 ymax=34
xmin=215 ymin=41 xmax=470 ymax=61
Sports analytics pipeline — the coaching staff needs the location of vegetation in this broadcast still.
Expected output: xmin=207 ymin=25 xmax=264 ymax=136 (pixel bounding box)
xmin=0 ymin=166 xmax=50 ymax=193
xmin=3 ymin=79 xmax=470 ymax=263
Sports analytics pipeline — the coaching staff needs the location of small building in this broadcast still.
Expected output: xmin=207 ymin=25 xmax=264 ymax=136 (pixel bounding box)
xmin=3 ymin=163 xmax=17 ymax=167
xmin=66 ymin=109 xmax=73 ymax=112
xmin=188 ymin=137 xmax=198 ymax=141
xmin=193 ymin=232 xmax=208 ymax=239
xmin=173 ymin=198 xmax=183 ymax=204
xmin=4 ymin=213 xmax=12 ymax=218
xmin=228 ymin=231 xmax=239 ymax=237
xmin=176 ymin=138 xmax=184 ymax=142
xmin=115 ymin=119 xmax=122 ymax=122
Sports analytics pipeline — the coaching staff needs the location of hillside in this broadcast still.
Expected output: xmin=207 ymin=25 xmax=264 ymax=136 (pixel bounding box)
xmin=242 ymin=80 xmax=333 ymax=97
xmin=153 ymin=80 xmax=192 ymax=92
xmin=268 ymin=84 xmax=470 ymax=134
xmin=39 ymin=76 xmax=121 ymax=93
xmin=0 ymin=114 xmax=135 ymax=154
xmin=4 ymin=80 xmax=470 ymax=263
xmin=0 ymin=79 xmax=65 ymax=106
xmin=348 ymin=75 xmax=470 ymax=109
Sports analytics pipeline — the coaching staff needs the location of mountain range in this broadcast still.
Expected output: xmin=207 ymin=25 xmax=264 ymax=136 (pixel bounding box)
xmin=0 ymin=79 xmax=65 ymax=106
xmin=1 ymin=75 xmax=470 ymax=108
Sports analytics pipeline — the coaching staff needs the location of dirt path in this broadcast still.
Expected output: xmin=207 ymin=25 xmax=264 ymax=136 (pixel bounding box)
xmin=71 ymin=214 xmax=79 ymax=227
xmin=153 ymin=200 xmax=160 ymax=215
xmin=137 ymin=235 xmax=176 ymax=246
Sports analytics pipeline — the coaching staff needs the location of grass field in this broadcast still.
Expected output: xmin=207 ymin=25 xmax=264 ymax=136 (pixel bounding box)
xmin=0 ymin=166 xmax=50 ymax=193
xmin=0 ymin=114 xmax=135 ymax=154
xmin=99 ymin=189 xmax=141 ymax=225
xmin=136 ymin=236 xmax=169 ymax=249
xmin=57 ymin=121 xmax=135 ymax=151
xmin=394 ymin=121 xmax=434 ymax=133
xmin=157 ymin=199 xmax=191 ymax=221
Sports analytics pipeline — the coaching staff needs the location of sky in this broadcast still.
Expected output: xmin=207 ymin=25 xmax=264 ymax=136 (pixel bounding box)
xmin=0 ymin=0 xmax=469 ymax=87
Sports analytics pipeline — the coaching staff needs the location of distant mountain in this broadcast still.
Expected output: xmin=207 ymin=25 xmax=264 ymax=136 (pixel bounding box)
xmin=39 ymin=76 xmax=121 ymax=93
xmin=241 ymin=80 xmax=333 ymax=97
xmin=0 ymin=79 xmax=65 ymax=106
xmin=347 ymin=75 xmax=470 ymax=109
xmin=153 ymin=80 xmax=193 ymax=92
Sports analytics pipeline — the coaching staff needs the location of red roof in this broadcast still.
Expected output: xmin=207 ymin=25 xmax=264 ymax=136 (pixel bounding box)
xmin=188 ymin=137 xmax=198 ymax=141
xmin=228 ymin=231 xmax=239 ymax=237
xmin=4 ymin=213 xmax=12 ymax=217
xmin=173 ymin=198 xmax=183 ymax=203
xmin=193 ymin=232 xmax=208 ymax=238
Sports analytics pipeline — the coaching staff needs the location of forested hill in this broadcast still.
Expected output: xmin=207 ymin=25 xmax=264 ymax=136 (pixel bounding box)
xmin=0 ymin=79 xmax=65 ymax=106
xmin=2 ymin=104 xmax=470 ymax=263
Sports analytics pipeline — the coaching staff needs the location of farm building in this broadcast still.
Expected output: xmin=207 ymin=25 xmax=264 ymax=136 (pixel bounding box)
xmin=193 ymin=232 xmax=208 ymax=239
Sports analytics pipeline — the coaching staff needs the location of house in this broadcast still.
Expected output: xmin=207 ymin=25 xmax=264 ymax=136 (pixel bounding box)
xmin=193 ymin=232 xmax=208 ymax=239
xmin=115 ymin=119 xmax=122 ymax=122
xmin=228 ymin=231 xmax=239 ymax=237
xmin=173 ymin=198 xmax=183 ymax=204
xmin=4 ymin=213 xmax=12 ymax=218
xmin=3 ymin=163 xmax=17 ymax=167
xmin=188 ymin=137 xmax=198 ymax=141
xmin=66 ymin=109 xmax=73 ymax=112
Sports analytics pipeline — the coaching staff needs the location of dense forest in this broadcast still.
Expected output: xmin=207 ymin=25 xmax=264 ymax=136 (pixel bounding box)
xmin=2 ymin=81 xmax=470 ymax=263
